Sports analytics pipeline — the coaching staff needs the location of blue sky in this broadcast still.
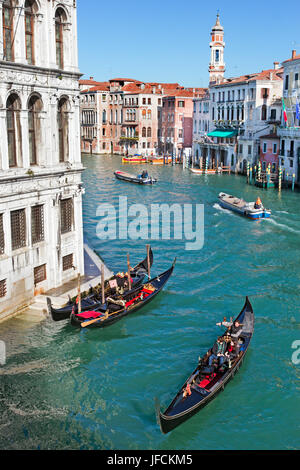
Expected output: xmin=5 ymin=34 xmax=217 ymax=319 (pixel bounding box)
xmin=77 ymin=0 xmax=300 ymax=87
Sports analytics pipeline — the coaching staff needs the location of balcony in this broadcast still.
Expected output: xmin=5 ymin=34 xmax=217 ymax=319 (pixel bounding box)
xmin=277 ymin=126 xmax=300 ymax=138
xmin=214 ymin=119 xmax=245 ymax=129
xmin=120 ymin=135 xmax=139 ymax=141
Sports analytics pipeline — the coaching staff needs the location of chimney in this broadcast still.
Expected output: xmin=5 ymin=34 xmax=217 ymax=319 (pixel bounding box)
xmin=90 ymin=76 xmax=94 ymax=80
xmin=273 ymin=61 xmax=280 ymax=70
xmin=292 ymin=50 xmax=296 ymax=60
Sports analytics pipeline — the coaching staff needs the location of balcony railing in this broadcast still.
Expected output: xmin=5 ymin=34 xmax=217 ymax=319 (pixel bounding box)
xmin=213 ymin=119 xmax=245 ymax=129
xmin=120 ymin=135 xmax=139 ymax=141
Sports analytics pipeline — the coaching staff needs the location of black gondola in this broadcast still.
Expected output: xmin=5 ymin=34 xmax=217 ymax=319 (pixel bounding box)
xmin=156 ymin=297 xmax=254 ymax=434
xmin=47 ymin=247 xmax=153 ymax=322
xmin=70 ymin=259 xmax=176 ymax=329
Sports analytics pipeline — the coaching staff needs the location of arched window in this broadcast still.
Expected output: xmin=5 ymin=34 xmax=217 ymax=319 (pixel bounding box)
xmin=57 ymin=98 xmax=69 ymax=162
xmin=147 ymin=127 xmax=151 ymax=137
xmin=3 ymin=0 xmax=14 ymax=61
xmin=6 ymin=94 xmax=21 ymax=167
xmin=102 ymin=109 xmax=106 ymax=124
xmin=55 ymin=8 xmax=65 ymax=69
xmin=142 ymin=127 xmax=146 ymax=138
xmin=147 ymin=109 xmax=151 ymax=120
xmin=25 ymin=0 xmax=37 ymax=64
xmin=28 ymin=95 xmax=42 ymax=165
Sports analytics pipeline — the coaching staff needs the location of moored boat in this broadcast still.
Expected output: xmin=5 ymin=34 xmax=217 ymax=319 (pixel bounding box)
xmin=114 ymin=170 xmax=157 ymax=184
xmin=122 ymin=155 xmax=147 ymax=164
xmin=218 ymin=192 xmax=271 ymax=219
xmin=47 ymin=247 xmax=154 ymax=321
xmin=156 ymin=297 xmax=254 ymax=434
xmin=150 ymin=156 xmax=172 ymax=165
xmin=70 ymin=259 xmax=176 ymax=329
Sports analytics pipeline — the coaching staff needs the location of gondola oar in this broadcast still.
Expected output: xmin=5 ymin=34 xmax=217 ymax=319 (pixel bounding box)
xmin=81 ymin=309 xmax=122 ymax=328
xmin=77 ymin=274 xmax=81 ymax=314
xmin=147 ymin=244 xmax=151 ymax=279
xmin=101 ymin=263 xmax=105 ymax=304
xmin=127 ymin=254 xmax=132 ymax=290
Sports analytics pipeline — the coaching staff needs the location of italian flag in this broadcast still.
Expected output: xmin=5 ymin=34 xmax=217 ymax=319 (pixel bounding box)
xmin=282 ymin=98 xmax=288 ymax=123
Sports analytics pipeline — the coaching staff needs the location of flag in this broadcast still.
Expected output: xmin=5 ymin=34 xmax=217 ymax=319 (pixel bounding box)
xmin=296 ymin=99 xmax=300 ymax=121
xmin=282 ymin=99 xmax=288 ymax=123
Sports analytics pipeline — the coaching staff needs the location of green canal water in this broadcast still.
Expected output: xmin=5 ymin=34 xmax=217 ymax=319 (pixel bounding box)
xmin=0 ymin=155 xmax=299 ymax=450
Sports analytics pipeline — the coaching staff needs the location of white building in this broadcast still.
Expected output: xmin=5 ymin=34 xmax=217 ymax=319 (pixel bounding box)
xmin=192 ymin=90 xmax=210 ymax=165
xmin=196 ymin=14 xmax=283 ymax=173
xmin=277 ymin=50 xmax=300 ymax=184
xmin=209 ymin=67 xmax=283 ymax=172
xmin=0 ymin=0 xmax=84 ymax=320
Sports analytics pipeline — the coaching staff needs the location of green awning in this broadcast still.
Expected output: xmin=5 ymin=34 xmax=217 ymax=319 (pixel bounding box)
xmin=207 ymin=130 xmax=238 ymax=138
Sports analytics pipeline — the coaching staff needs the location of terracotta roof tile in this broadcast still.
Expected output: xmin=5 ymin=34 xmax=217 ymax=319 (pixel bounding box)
xmin=211 ymin=68 xmax=283 ymax=88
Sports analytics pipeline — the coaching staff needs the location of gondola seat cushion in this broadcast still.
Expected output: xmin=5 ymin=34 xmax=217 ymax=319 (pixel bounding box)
xmin=76 ymin=311 xmax=103 ymax=319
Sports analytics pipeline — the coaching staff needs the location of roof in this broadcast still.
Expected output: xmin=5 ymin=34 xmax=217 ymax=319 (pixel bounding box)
xmin=259 ymin=133 xmax=279 ymax=140
xmin=282 ymin=54 xmax=300 ymax=64
xmin=80 ymin=82 xmax=110 ymax=93
xmin=211 ymin=68 xmax=283 ymax=88
xmin=79 ymin=79 xmax=104 ymax=86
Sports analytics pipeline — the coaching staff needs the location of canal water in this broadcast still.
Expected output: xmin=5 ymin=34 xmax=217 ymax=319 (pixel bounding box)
xmin=0 ymin=155 xmax=299 ymax=450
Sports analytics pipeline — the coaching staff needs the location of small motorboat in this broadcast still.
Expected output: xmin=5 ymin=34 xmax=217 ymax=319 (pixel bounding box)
xmin=114 ymin=170 xmax=157 ymax=185
xmin=218 ymin=192 xmax=271 ymax=219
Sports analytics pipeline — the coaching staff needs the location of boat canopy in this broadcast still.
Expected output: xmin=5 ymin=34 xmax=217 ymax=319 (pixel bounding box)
xmin=207 ymin=129 xmax=238 ymax=138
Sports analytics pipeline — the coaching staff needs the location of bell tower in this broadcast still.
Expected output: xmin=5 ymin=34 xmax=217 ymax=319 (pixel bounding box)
xmin=209 ymin=13 xmax=225 ymax=84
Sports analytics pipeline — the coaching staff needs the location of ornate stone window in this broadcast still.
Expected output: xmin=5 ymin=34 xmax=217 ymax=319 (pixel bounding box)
xmin=3 ymin=0 xmax=14 ymax=61
xmin=25 ymin=0 xmax=37 ymax=65
xmin=31 ymin=204 xmax=44 ymax=244
xmin=62 ymin=254 xmax=73 ymax=271
xmin=11 ymin=209 xmax=26 ymax=251
xmin=60 ymin=198 xmax=74 ymax=234
xmin=6 ymin=94 xmax=21 ymax=168
xmin=34 ymin=264 xmax=46 ymax=285
xmin=28 ymin=94 xmax=42 ymax=165
xmin=0 ymin=214 xmax=4 ymax=255
xmin=55 ymin=8 xmax=66 ymax=69
xmin=57 ymin=97 xmax=69 ymax=162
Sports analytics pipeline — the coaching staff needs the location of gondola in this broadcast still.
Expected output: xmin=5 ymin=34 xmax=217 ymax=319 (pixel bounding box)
xmin=156 ymin=297 xmax=254 ymax=434
xmin=70 ymin=259 xmax=176 ymax=329
xmin=47 ymin=247 xmax=154 ymax=322
xmin=114 ymin=170 xmax=157 ymax=185
xmin=218 ymin=192 xmax=271 ymax=219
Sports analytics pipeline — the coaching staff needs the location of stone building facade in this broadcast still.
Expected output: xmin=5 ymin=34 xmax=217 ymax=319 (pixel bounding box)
xmin=277 ymin=50 xmax=300 ymax=184
xmin=0 ymin=0 xmax=84 ymax=320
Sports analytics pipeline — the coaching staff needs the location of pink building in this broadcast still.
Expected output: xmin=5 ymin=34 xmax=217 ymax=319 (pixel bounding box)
xmin=160 ymin=89 xmax=206 ymax=158
xmin=259 ymin=133 xmax=280 ymax=173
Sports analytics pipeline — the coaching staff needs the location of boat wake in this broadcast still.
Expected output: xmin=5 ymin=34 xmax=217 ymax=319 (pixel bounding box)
xmin=213 ymin=203 xmax=233 ymax=215
xmin=266 ymin=218 xmax=300 ymax=235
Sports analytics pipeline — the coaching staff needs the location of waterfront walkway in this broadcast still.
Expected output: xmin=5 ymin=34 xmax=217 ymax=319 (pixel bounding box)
xmin=17 ymin=243 xmax=113 ymax=321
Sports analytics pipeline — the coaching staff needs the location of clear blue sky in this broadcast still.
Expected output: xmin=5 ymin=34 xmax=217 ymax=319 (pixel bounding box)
xmin=77 ymin=0 xmax=300 ymax=88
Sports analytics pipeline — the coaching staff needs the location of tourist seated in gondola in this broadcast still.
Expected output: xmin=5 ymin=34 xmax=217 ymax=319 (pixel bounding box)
xmin=208 ymin=336 xmax=226 ymax=367
xmin=254 ymin=197 xmax=262 ymax=209
xmin=141 ymin=170 xmax=149 ymax=179
xmin=216 ymin=318 xmax=243 ymax=339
